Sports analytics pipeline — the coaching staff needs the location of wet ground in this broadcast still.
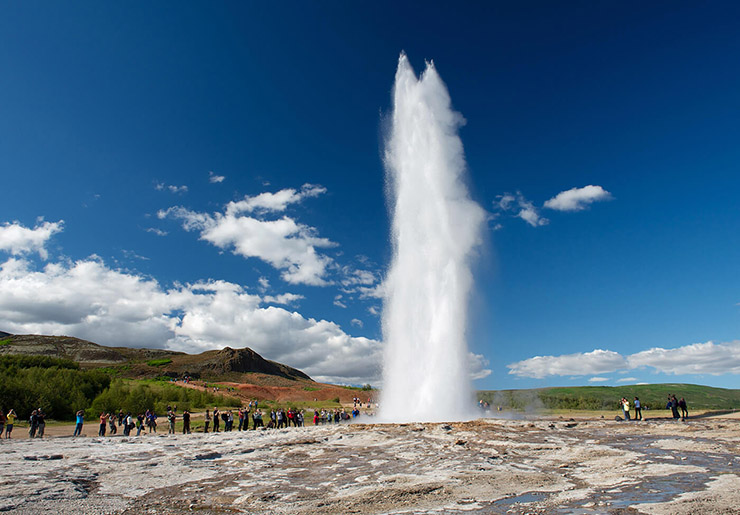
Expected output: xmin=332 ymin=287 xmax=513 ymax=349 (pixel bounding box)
xmin=1 ymin=417 xmax=739 ymax=514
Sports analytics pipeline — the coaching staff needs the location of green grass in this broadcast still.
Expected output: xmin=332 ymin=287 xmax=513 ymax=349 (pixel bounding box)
xmin=302 ymin=386 xmax=320 ymax=391
xmin=146 ymin=358 xmax=172 ymax=367
xmin=478 ymin=384 xmax=740 ymax=411
xmin=96 ymin=364 xmax=132 ymax=376
xmin=0 ymin=338 xmax=11 ymax=346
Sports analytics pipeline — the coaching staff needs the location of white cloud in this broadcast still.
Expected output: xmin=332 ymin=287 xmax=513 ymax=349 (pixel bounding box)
xmin=368 ymin=306 xmax=380 ymax=316
xmin=468 ymin=352 xmax=492 ymax=380
xmin=351 ymin=318 xmax=363 ymax=328
xmin=508 ymin=341 xmax=740 ymax=379
xmin=225 ymin=184 xmax=326 ymax=215
xmin=333 ymin=295 xmax=347 ymax=308
xmin=209 ymin=171 xmax=225 ymax=184
xmin=0 ymin=220 xmax=63 ymax=260
xmin=159 ymin=185 xmax=336 ymax=286
xmin=588 ymin=376 xmax=609 ymax=383
xmin=494 ymin=192 xmax=549 ymax=228
xmin=340 ymin=267 xmax=377 ymax=287
xmin=145 ymin=228 xmax=168 ymax=237
xmin=496 ymin=193 xmax=516 ymax=211
xmin=517 ymin=200 xmax=549 ymax=227
xmin=617 ymin=377 xmax=638 ymax=383
xmin=357 ymin=283 xmax=385 ymax=300
xmin=0 ymin=256 xmax=382 ymax=384
xmin=627 ymin=341 xmax=740 ymax=375
xmin=155 ymin=182 xmax=188 ymax=194
xmin=257 ymin=277 xmax=270 ymax=292
xmin=544 ymin=185 xmax=612 ymax=212
xmin=507 ymin=349 xmax=627 ymax=379
xmin=262 ymin=293 xmax=304 ymax=306
xmin=121 ymin=249 xmax=150 ymax=261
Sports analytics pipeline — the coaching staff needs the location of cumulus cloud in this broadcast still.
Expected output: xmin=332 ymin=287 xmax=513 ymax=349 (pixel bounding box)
xmin=507 ymin=349 xmax=627 ymax=379
xmin=0 ymin=220 xmax=63 ymax=259
xmin=340 ymin=267 xmax=377 ymax=287
xmin=0 ymin=256 xmax=382 ymax=384
xmin=262 ymin=293 xmax=304 ymax=306
xmin=627 ymin=341 xmax=740 ymax=375
xmin=351 ymin=318 xmax=363 ymax=328
xmin=508 ymin=341 xmax=740 ymax=379
xmin=494 ymin=185 xmax=611 ymax=228
xmin=588 ymin=376 xmax=609 ymax=383
xmin=159 ymin=185 xmax=336 ymax=286
xmin=544 ymin=185 xmax=612 ymax=212
xmin=225 ymin=184 xmax=326 ymax=215
xmin=617 ymin=377 xmax=638 ymax=383
xmin=469 ymin=352 xmax=492 ymax=380
xmin=209 ymin=171 xmax=225 ymax=183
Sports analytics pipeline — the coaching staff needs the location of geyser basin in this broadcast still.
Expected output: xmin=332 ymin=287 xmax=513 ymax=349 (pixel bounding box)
xmin=380 ymin=53 xmax=485 ymax=423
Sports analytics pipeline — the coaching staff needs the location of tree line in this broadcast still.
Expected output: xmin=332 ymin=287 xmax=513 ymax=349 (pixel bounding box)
xmin=0 ymin=355 xmax=239 ymax=421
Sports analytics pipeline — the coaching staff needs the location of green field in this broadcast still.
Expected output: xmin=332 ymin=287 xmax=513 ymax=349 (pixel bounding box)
xmin=478 ymin=383 xmax=740 ymax=411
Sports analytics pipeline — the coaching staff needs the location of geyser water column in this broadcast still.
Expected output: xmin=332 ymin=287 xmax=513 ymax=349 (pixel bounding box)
xmin=380 ymin=54 xmax=485 ymax=422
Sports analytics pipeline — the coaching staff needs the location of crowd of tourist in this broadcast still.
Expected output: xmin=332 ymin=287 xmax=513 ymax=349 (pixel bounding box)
xmin=52 ymin=402 xmax=367 ymax=438
xmin=619 ymin=394 xmax=689 ymax=421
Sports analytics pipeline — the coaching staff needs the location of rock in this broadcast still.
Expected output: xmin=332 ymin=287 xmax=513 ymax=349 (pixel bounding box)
xmin=23 ymin=454 xmax=63 ymax=460
xmin=193 ymin=452 xmax=222 ymax=460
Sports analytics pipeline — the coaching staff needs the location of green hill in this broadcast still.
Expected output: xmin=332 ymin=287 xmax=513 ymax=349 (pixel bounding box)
xmin=478 ymin=384 xmax=740 ymax=411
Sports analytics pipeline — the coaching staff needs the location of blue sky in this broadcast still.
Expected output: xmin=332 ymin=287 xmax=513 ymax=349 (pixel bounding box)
xmin=1 ymin=2 xmax=739 ymax=389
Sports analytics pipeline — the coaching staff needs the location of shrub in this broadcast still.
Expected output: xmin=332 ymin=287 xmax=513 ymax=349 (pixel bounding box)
xmin=146 ymin=358 xmax=173 ymax=367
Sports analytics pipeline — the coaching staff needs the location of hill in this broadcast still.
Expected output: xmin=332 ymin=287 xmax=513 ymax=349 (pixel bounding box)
xmin=479 ymin=384 xmax=740 ymax=411
xmin=0 ymin=333 xmax=310 ymax=381
xmin=0 ymin=333 xmax=374 ymax=407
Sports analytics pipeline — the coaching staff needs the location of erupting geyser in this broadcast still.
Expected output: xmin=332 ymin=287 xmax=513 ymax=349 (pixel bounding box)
xmin=380 ymin=54 xmax=485 ymax=422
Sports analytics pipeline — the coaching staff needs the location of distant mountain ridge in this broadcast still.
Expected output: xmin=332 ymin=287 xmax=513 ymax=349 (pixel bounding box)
xmin=0 ymin=333 xmax=311 ymax=381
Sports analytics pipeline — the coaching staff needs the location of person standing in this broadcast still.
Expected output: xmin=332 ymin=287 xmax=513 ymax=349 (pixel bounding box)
xmin=633 ymin=397 xmax=642 ymax=421
xmin=204 ymin=409 xmax=210 ymax=433
xmin=73 ymin=409 xmax=84 ymax=436
xmin=5 ymin=409 xmax=15 ymax=439
xmin=28 ymin=410 xmax=39 ymax=438
xmin=212 ymin=408 xmax=220 ymax=432
xmin=678 ymin=397 xmax=689 ymax=420
xmin=182 ymin=410 xmax=191 ymax=434
xmin=36 ymin=409 xmax=46 ymax=438
xmin=670 ymin=395 xmax=680 ymax=420
xmin=167 ymin=410 xmax=176 ymax=434
xmin=124 ymin=413 xmax=133 ymax=436
xmin=621 ymin=398 xmax=630 ymax=420
xmin=99 ymin=412 xmax=107 ymax=436
xmin=0 ymin=409 xmax=5 ymax=438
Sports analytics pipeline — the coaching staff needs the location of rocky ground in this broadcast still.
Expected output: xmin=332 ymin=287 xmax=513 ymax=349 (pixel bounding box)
xmin=1 ymin=416 xmax=739 ymax=514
